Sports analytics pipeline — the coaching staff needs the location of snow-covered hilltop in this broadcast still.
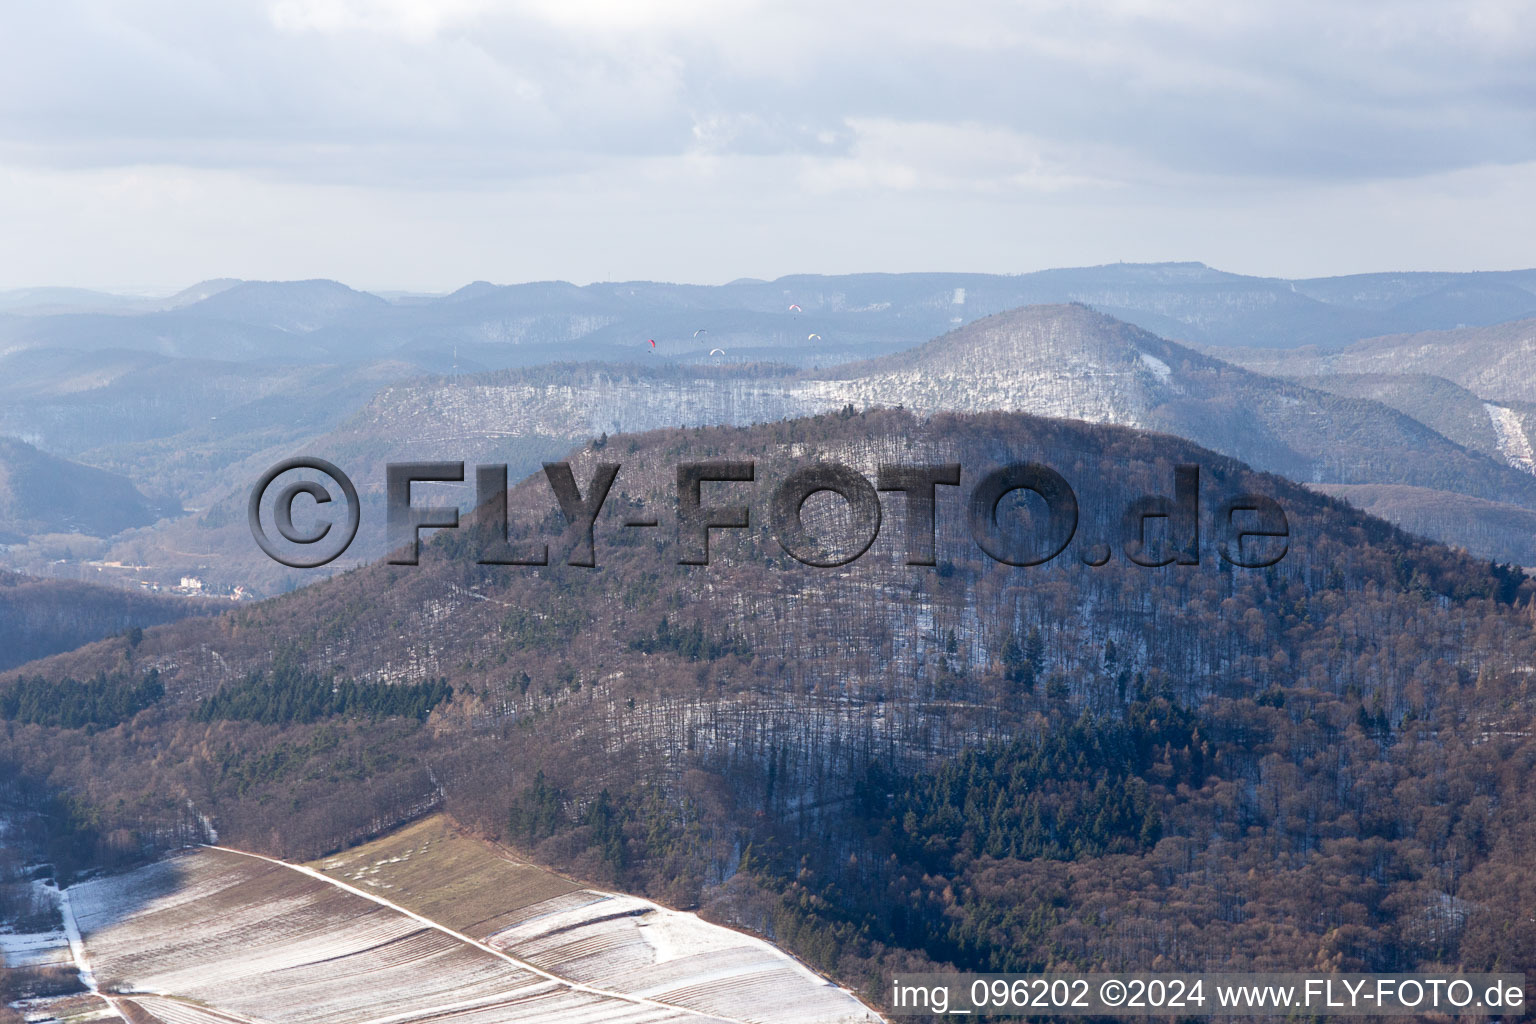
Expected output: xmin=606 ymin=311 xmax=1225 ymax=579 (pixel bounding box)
xmin=299 ymin=303 xmax=1536 ymax=569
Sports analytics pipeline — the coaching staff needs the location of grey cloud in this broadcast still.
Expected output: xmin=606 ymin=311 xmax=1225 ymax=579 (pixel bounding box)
xmin=1 ymin=0 xmax=1533 ymax=189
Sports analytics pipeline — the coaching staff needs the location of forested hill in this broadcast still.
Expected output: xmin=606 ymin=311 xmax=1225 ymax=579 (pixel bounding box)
xmin=4 ymin=408 xmax=1535 ymax=998
xmin=0 ymin=437 xmax=168 ymax=542
xmin=0 ymin=570 xmax=201 ymax=671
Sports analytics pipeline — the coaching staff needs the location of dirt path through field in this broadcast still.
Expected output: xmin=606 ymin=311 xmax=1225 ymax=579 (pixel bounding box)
xmin=57 ymin=881 xmax=126 ymax=1022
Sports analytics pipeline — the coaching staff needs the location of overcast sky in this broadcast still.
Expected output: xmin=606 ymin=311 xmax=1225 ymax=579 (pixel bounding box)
xmin=3 ymin=0 xmax=1535 ymax=291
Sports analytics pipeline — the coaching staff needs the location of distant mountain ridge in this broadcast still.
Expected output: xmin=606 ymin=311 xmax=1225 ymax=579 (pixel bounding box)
xmin=0 ymin=437 xmax=171 ymax=543
xmin=1212 ymin=317 xmax=1536 ymax=497
xmin=1216 ymin=316 xmax=1536 ymax=404
xmin=0 ymin=349 xmax=422 ymax=501
xmin=0 ymin=279 xmax=239 ymax=317
xmin=824 ymin=306 xmax=1536 ymax=504
xmin=7 ymin=268 xmax=1536 ymax=590
xmin=238 ymin=304 xmax=1535 ymax=570
xmin=184 ymin=279 xmax=390 ymax=333
xmin=328 ymin=302 xmax=1526 ymax=457
xmin=4 ymin=263 xmax=1535 ymax=373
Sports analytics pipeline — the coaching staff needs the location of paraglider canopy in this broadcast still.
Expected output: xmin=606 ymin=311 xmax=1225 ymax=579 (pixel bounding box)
xmin=807 ymin=333 xmax=821 ymax=341
xmin=693 ymin=329 xmax=707 ymax=337
xmin=648 ymin=338 xmax=656 ymax=348
xmin=709 ymin=348 xmax=725 ymax=356
xmin=788 ymin=303 xmax=802 ymax=312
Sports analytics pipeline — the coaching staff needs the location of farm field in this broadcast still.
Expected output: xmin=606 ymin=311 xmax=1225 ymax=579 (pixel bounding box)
xmin=0 ymin=926 xmax=72 ymax=970
xmin=15 ymin=817 xmax=879 ymax=1024
xmin=310 ymin=816 xmax=582 ymax=937
xmin=312 ymin=816 xmax=880 ymax=1024
xmin=10 ymin=992 xmax=118 ymax=1022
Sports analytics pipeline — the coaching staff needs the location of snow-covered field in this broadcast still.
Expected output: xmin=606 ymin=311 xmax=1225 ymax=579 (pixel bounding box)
xmin=487 ymin=890 xmax=873 ymax=1024
xmin=314 ymin=816 xmax=881 ymax=1024
xmin=0 ymin=874 xmax=72 ymax=972
xmin=34 ymin=819 xmax=881 ymax=1024
xmin=0 ymin=926 xmax=71 ymax=969
xmin=66 ymin=849 xmax=696 ymax=1023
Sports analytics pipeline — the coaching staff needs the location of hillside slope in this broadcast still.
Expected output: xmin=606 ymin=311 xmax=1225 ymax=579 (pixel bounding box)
xmin=818 ymin=306 xmax=1536 ymax=507
xmin=149 ymin=304 xmax=1536 ymax=579
xmin=1217 ymin=316 xmax=1536 ymax=406
xmin=13 ymin=294 xmax=1536 ymax=589
xmin=1291 ymin=373 xmax=1519 ymax=461
xmin=5 ymin=409 xmax=1534 ymax=994
xmin=0 ymin=438 xmax=169 ymax=543
xmin=1310 ymin=484 xmax=1536 ymax=566
xmin=0 ymin=571 xmax=202 ymax=671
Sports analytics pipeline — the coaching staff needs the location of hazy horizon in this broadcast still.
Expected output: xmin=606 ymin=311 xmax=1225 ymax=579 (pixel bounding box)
xmin=11 ymin=257 xmax=1536 ymax=299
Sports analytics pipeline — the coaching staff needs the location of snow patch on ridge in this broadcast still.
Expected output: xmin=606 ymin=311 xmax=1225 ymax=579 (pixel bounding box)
xmin=1139 ymin=351 xmax=1172 ymax=383
xmin=1485 ymin=402 xmax=1536 ymax=474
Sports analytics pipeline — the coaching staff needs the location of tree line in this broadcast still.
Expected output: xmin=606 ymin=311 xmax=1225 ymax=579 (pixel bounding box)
xmin=191 ymin=666 xmax=453 ymax=725
xmin=0 ymin=669 xmax=163 ymax=730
